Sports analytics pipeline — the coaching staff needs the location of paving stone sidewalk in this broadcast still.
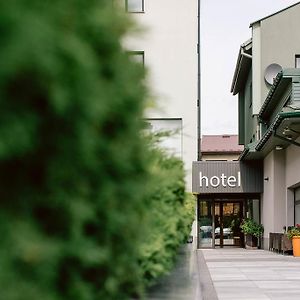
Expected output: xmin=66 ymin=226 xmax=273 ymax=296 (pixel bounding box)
xmin=199 ymin=248 xmax=300 ymax=300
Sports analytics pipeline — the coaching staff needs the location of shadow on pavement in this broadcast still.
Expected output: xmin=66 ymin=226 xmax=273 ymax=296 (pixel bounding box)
xmin=145 ymin=243 xmax=202 ymax=300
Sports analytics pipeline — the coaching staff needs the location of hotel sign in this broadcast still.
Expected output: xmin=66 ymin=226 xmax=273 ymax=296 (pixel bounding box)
xmin=199 ymin=171 xmax=241 ymax=188
xmin=192 ymin=161 xmax=263 ymax=194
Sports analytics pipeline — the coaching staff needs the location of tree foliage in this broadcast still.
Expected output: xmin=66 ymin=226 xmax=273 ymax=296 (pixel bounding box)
xmin=0 ymin=1 xmax=195 ymax=299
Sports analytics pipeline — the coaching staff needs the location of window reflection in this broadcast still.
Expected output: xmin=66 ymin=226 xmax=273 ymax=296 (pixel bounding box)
xmin=198 ymin=200 xmax=212 ymax=247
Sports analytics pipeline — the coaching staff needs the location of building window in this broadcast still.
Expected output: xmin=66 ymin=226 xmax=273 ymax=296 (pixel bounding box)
xmin=128 ymin=51 xmax=144 ymax=66
xmin=144 ymin=118 xmax=183 ymax=158
xmin=126 ymin=0 xmax=144 ymax=13
xmin=296 ymin=55 xmax=300 ymax=68
xmin=198 ymin=200 xmax=213 ymax=248
xmin=246 ymin=199 xmax=260 ymax=224
xmin=295 ymin=187 xmax=300 ymax=224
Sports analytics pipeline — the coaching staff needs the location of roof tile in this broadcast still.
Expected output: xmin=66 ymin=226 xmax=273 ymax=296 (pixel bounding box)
xmin=201 ymin=135 xmax=243 ymax=153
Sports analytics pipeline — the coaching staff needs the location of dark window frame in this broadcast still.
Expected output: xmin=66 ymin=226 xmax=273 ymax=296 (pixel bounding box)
xmin=128 ymin=51 xmax=145 ymax=66
xmin=144 ymin=118 xmax=183 ymax=158
xmin=294 ymin=187 xmax=300 ymax=225
xmin=295 ymin=55 xmax=300 ymax=68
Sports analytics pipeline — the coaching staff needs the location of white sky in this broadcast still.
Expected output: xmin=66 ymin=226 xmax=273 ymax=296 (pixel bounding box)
xmin=201 ymin=0 xmax=300 ymax=135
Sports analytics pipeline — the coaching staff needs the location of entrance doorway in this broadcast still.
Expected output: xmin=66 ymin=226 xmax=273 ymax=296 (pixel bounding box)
xmin=214 ymin=201 xmax=243 ymax=247
xmin=197 ymin=196 xmax=260 ymax=248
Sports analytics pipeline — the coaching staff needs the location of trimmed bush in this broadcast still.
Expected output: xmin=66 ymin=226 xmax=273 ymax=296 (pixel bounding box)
xmin=0 ymin=1 xmax=195 ymax=299
xmin=139 ymin=143 xmax=195 ymax=287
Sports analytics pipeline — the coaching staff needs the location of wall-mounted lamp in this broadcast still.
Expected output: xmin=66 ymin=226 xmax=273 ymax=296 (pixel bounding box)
xmin=283 ymin=127 xmax=291 ymax=134
xmin=275 ymin=145 xmax=283 ymax=150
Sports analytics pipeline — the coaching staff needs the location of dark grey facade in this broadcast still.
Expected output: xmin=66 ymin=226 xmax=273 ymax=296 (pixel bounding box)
xmin=192 ymin=161 xmax=263 ymax=194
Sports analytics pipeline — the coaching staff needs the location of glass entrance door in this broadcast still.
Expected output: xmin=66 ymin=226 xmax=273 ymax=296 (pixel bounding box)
xmin=214 ymin=202 xmax=243 ymax=247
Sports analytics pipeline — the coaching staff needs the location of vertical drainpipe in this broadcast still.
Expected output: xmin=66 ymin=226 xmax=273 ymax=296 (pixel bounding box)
xmin=197 ymin=0 xmax=201 ymax=161
xmin=197 ymin=0 xmax=201 ymax=249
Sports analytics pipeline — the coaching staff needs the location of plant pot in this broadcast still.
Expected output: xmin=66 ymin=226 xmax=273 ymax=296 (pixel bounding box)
xmin=246 ymin=234 xmax=258 ymax=248
xmin=292 ymin=236 xmax=300 ymax=256
xmin=233 ymin=236 xmax=240 ymax=246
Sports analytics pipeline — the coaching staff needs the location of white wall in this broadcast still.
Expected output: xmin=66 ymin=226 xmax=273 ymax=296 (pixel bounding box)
xmin=286 ymin=141 xmax=300 ymax=226
xmin=262 ymin=151 xmax=275 ymax=238
xmin=273 ymin=150 xmax=286 ymax=232
xmin=147 ymin=119 xmax=183 ymax=158
xmin=262 ymin=150 xmax=286 ymax=249
xmin=286 ymin=141 xmax=300 ymax=188
xmin=262 ymin=143 xmax=300 ymax=248
xmin=260 ymin=4 xmax=300 ymax=108
xmin=124 ymin=0 xmax=198 ymax=191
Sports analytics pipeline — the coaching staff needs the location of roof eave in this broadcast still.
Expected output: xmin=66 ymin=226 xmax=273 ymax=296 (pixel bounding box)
xmin=258 ymin=71 xmax=283 ymax=119
xmin=231 ymin=40 xmax=252 ymax=95
xmin=256 ymin=111 xmax=300 ymax=151
xmin=231 ymin=50 xmax=242 ymax=95
xmin=258 ymin=69 xmax=300 ymax=120
xmin=238 ymin=141 xmax=259 ymax=161
xmin=250 ymin=1 xmax=300 ymax=27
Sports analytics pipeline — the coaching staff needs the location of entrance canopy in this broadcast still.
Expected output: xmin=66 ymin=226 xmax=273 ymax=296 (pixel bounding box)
xmin=192 ymin=161 xmax=263 ymax=194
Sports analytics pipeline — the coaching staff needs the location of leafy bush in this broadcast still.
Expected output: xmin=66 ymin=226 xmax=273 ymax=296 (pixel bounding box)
xmin=240 ymin=218 xmax=264 ymax=238
xmin=0 ymin=1 xmax=195 ymax=299
xmin=0 ymin=1 xmax=149 ymax=299
xmin=287 ymin=224 xmax=300 ymax=239
xmin=138 ymin=144 xmax=195 ymax=287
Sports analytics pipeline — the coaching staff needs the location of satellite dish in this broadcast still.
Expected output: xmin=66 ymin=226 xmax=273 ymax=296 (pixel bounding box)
xmin=264 ymin=63 xmax=282 ymax=85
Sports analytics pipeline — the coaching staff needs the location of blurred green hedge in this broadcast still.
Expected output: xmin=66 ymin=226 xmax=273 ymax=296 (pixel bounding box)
xmin=0 ymin=1 xmax=195 ymax=299
xmin=139 ymin=143 xmax=195 ymax=287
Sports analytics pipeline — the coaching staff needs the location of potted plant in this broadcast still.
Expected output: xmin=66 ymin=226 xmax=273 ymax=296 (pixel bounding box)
xmin=287 ymin=224 xmax=300 ymax=256
xmin=240 ymin=218 xmax=264 ymax=248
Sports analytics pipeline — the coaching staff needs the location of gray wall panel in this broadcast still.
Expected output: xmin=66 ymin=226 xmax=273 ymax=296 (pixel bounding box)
xmin=192 ymin=161 xmax=263 ymax=194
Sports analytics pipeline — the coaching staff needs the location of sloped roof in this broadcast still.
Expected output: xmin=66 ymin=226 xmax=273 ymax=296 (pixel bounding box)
xmin=258 ymin=68 xmax=300 ymax=120
xmin=201 ymin=135 xmax=244 ymax=153
xmin=250 ymin=1 xmax=300 ymax=27
xmin=231 ymin=39 xmax=252 ymax=95
xmin=232 ymin=2 xmax=300 ymax=95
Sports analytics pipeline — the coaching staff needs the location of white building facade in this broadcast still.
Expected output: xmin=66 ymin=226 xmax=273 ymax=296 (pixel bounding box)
xmin=122 ymin=0 xmax=198 ymax=191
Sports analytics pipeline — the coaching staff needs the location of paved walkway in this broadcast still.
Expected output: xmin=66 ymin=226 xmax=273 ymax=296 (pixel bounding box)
xmin=146 ymin=244 xmax=300 ymax=300
xmin=200 ymin=248 xmax=300 ymax=300
xmin=146 ymin=243 xmax=202 ymax=300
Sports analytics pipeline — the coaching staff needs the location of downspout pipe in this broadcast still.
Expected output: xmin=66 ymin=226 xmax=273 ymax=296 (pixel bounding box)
xmin=197 ymin=0 xmax=201 ymax=161
xmin=196 ymin=0 xmax=201 ymax=250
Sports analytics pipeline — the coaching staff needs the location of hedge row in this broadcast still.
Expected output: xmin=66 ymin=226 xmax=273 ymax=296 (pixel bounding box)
xmin=0 ymin=1 xmax=195 ymax=299
xmin=139 ymin=143 xmax=195 ymax=287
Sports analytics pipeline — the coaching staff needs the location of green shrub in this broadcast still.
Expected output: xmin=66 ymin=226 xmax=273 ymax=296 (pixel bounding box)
xmin=0 ymin=1 xmax=195 ymax=299
xmin=0 ymin=1 xmax=149 ymax=299
xmin=240 ymin=218 xmax=264 ymax=238
xmin=138 ymin=144 xmax=195 ymax=287
xmin=287 ymin=224 xmax=300 ymax=239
